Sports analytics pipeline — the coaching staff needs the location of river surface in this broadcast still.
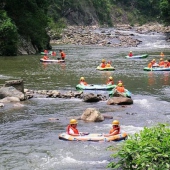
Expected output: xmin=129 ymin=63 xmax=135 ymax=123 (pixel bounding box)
xmin=0 ymin=30 xmax=170 ymax=170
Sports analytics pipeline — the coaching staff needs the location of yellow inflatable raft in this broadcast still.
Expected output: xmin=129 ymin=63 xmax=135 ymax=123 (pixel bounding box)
xmin=59 ymin=132 xmax=127 ymax=142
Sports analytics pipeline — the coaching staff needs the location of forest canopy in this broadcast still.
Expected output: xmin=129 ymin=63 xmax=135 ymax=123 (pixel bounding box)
xmin=0 ymin=0 xmax=170 ymax=56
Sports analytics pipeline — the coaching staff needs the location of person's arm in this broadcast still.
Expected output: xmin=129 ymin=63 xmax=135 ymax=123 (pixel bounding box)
xmin=104 ymin=130 xmax=118 ymax=137
xmin=68 ymin=128 xmax=80 ymax=136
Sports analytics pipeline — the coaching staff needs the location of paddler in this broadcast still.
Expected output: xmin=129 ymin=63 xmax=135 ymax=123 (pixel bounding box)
xmin=79 ymin=77 xmax=88 ymax=85
xmin=106 ymin=76 xmax=114 ymax=85
xmin=104 ymin=120 xmax=120 ymax=137
xmin=100 ymin=59 xmax=106 ymax=68
xmin=66 ymin=119 xmax=88 ymax=136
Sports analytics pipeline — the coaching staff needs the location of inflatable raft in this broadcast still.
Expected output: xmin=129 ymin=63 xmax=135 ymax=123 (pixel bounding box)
xmin=76 ymin=84 xmax=116 ymax=90
xmin=109 ymin=89 xmax=131 ymax=98
xmin=125 ymin=54 xmax=148 ymax=59
xmin=96 ymin=66 xmax=115 ymax=71
xmin=40 ymin=51 xmax=53 ymax=55
xmin=59 ymin=132 xmax=127 ymax=142
xmin=40 ymin=58 xmax=65 ymax=63
xmin=143 ymin=67 xmax=170 ymax=71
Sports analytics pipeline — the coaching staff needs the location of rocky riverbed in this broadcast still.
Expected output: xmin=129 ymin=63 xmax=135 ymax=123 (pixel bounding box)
xmin=49 ymin=23 xmax=170 ymax=47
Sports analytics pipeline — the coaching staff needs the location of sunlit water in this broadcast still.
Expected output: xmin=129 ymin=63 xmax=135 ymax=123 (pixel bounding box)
xmin=0 ymin=29 xmax=170 ymax=170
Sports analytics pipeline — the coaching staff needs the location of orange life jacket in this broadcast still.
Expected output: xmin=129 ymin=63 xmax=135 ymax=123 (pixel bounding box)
xmin=100 ymin=63 xmax=106 ymax=68
xmin=159 ymin=61 xmax=164 ymax=66
xmin=109 ymin=126 xmax=120 ymax=135
xmin=80 ymin=81 xmax=87 ymax=85
xmin=164 ymin=63 xmax=169 ymax=68
xmin=106 ymin=63 xmax=111 ymax=67
xmin=116 ymin=86 xmax=125 ymax=93
xmin=107 ymin=80 xmax=114 ymax=85
xmin=43 ymin=56 xmax=48 ymax=60
xmin=67 ymin=125 xmax=79 ymax=135
xmin=148 ymin=62 xmax=153 ymax=68
xmin=60 ymin=52 xmax=66 ymax=58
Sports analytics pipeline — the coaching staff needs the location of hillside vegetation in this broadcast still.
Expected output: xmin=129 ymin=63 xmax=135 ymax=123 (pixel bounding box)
xmin=0 ymin=0 xmax=170 ymax=56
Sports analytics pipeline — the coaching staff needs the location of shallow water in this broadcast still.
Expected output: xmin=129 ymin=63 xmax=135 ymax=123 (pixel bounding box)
xmin=0 ymin=31 xmax=170 ymax=170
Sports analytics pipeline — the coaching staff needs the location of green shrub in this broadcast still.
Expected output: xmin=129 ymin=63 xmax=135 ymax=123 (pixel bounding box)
xmin=108 ymin=124 xmax=170 ymax=170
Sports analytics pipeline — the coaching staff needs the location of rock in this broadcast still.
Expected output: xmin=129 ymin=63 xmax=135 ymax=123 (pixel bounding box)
xmin=5 ymin=79 xmax=24 ymax=93
xmin=82 ymin=93 xmax=101 ymax=102
xmin=0 ymin=97 xmax=20 ymax=103
xmin=0 ymin=103 xmax=4 ymax=107
xmin=107 ymin=97 xmax=133 ymax=105
xmin=81 ymin=108 xmax=104 ymax=122
xmin=0 ymin=86 xmax=25 ymax=101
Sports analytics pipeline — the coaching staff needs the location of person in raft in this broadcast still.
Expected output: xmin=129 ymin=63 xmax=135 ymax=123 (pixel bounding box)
xmin=104 ymin=120 xmax=120 ymax=137
xmin=160 ymin=52 xmax=165 ymax=57
xmin=67 ymin=119 xmax=88 ymax=136
xmin=115 ymin=82 xmax=125 ymax=93
xmin=128 ymin=51 xmax=133 ymax=57
xmin=100 ymin=59 xmax=106 ymax=68
xmin=79 ymin=77 xmax=88 ymax=86
xmin=106 ymin=76 xmax=114 ymax=85
xmin=159 ymin=58 xmax=165 ymax=67
xmin=43 ymin=54 xmax=49 ymax=60
xmin=59 ymin=49 xmax=66 ymax=60
xmin=106 ymin=61 xmax=112 ymax=67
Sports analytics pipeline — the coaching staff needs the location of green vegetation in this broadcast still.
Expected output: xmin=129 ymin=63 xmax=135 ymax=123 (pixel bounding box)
xmin=0 ymin=0 xmax=170 ymax=56
xmin=108 ymin=124 xmax=170 ymax=170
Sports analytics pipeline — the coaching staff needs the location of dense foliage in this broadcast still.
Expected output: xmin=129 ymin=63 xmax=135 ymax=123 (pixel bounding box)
xmin=108 ymin=124 xmax=170 ymax=170
xmin=0 ymin=0 xmax=170 ymax=56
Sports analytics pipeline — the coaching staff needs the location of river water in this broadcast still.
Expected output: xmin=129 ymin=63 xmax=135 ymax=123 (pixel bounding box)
xmin=0 ymin=29 xmax=170 ymax=170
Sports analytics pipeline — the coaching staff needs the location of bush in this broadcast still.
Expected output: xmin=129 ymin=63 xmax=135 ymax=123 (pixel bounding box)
xmin=108 ymin=124 xmax=170 ymax=170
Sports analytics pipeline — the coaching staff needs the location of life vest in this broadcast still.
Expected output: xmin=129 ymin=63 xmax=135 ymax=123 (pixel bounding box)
xmin=107 ymin=80 xmax=114 ymax=85
xmin=159 ymin=61 xmax=164 ymax=66
xmin=129 ymin=53 xmax=133 ymax=57
xmin=43 ymin=56 xmax=48 ymax=60
xmin=109 ymin=126 xmax=120 ymax=135
xmin=116 ymin=86 xmax=125 ymax=93
xmin=164 ymin=63 xmax=169 ymax=68
xmin=67 ymin=125 xmax=79 ymax=135
xmin=106 ymin=63 xmax=111 ymax=67
xmin=52 ymin=51 xmax=56 ymax=56
xmin=148 ymin=62 xmax=153 ymax=68
xmin=60 ymin=52 xmax=66 ymax=58
xmin=100 ymin=63 xmax=106 ymax=68
xmin=80 ymin=81 xmax=87 ymax=85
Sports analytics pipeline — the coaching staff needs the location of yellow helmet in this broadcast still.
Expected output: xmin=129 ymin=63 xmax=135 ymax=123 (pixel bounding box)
xmin=102 ymin=59 xmax=105 ymax=63
xmin=152 ymin=59 xmax=155 ymax=61
xmin=160 ymin=58 xmax=163 ymax=61
xmin=80 ymin=77 xmax=85 ymax=81
xmin=165 ymin=60 xmax=168 ymax=62
xmin=130 ymin=51 xmax=132 ymax=53
xmin=118 ymin=83 xmax=123 ymax=86
xmin=112 ymin=120 xmax=119 ymax=125
xmin=70 ymin=119 xmax=78 ymax=124
xmin=109 ymin=76 xmax=113 ymax=80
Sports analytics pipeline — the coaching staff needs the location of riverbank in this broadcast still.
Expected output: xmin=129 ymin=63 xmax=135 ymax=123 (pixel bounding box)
xmin=49 ymin=23 xmax=170 ymax=47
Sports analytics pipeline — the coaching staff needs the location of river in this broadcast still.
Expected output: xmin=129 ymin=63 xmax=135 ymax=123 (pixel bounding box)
xmin=0 ymin=29 xmax=170 ymax=170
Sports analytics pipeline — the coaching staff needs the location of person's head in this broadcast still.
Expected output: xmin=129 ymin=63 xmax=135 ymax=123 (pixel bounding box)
xmin=112 ymin=120 xmax=119 ymax=128
xmin=108 ymin=76 xmax=113 ymax=80
xmin=102 ymin=59 xmax=106 ymax=63
xmin=59 ymin=49 xmax=62 ymax=52
xmin=164 ymin=60 xmax=168 ymax=63
xmin=70 ymin=119 xmax=78 ymax=127
xmin=80 ymin=77 xmax=85 ymax=81
xmin=118 ymin=80 xmax=122 ymax=84
xmin=107 ymin=61 xmax=111 ymax=64
xmin=152 ymin=59 xmax=155 ymax=62
xmin=129 ymin=51 xmax=132 ymax=53
xmin=160 ymin=58 xmax=163 ymax=61
xmin=118 ymin=83 xmax=123 ymax=87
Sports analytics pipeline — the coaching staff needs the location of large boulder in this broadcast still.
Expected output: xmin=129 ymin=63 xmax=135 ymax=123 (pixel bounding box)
xmin=81 ymin=108 xmax=104 ymax=122
xmin=0 ymin=86 xmax=25 ymax=101
xmin=82 ymin=93 xmax=101 ymax=102
xmin=107 ymin=97 xmax=133 ymax=105
xmin=0 ymin=97 xmax=20 ymax=103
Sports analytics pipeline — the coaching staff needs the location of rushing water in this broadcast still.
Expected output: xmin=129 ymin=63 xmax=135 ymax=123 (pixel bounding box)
xmin=0 ymin=31 xmax=170 ymax=170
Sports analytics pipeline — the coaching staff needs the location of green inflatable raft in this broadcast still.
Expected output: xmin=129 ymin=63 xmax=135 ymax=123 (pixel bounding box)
xmin=76 ymin=84 xmax=116 ymax=90
xmin=143 ymin=67 xmax=170 ymax=71
xmin=125 ymin=54 xmax=148 ymax=59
